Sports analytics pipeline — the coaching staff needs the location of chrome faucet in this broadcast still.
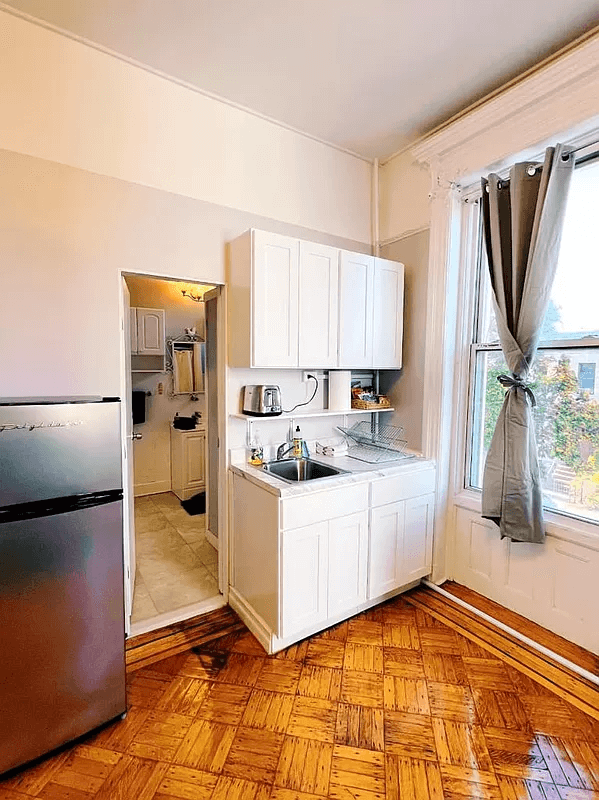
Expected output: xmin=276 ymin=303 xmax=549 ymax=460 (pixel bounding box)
xmin=276 ymin=440 xmax=310 ymax=460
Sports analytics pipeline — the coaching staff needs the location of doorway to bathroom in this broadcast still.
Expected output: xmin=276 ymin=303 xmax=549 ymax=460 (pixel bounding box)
xmin=121 ymin=273 xmax=224 ymax=635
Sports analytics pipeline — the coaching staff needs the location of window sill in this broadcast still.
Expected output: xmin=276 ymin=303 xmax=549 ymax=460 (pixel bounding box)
xmin=453 ymin=488 xmax=599 ymax=551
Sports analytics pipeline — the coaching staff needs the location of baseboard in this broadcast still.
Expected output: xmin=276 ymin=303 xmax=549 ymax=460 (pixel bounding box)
xmin=205 ymin=529 xmax=218 ymax=549
xmin=228 ymin=588 xmax=273 ymax=654
xmin=134 ymin=480 xmax=171 ymax=497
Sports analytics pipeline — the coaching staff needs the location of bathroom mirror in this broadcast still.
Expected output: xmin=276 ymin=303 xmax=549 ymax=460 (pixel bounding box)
xmin=170 ymin=341 xmax=205 ymax=395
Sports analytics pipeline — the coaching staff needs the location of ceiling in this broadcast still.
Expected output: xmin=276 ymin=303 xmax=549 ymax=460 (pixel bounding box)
xmin=4 ymin=0 xmax=599 ymax=159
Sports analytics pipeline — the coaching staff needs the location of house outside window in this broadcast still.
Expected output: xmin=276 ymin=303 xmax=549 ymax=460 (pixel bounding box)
xmin=467 ymin=157 xmax=599 ymax=523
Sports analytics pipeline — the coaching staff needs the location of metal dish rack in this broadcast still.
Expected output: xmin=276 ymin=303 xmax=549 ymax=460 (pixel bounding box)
xmin=337 ymin=421 xmax=415 ymax=464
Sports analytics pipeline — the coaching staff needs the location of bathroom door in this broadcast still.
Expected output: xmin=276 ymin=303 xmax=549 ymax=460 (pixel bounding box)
xmin=205 ymin=289 xmax=219 ymax=543
xmin=121 ymin=278 xmax=136 ymax=625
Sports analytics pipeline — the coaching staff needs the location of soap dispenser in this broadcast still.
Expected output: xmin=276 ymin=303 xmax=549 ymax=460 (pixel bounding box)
xmin=292 ymin=426 xmax=303 ymax=458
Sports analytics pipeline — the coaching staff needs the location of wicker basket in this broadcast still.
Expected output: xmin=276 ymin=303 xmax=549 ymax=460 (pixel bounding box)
xmin=351 ymin=396 xmax=391 ymax=410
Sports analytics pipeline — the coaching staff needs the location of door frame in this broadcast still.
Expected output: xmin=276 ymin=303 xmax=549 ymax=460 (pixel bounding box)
xmin=118 ymin=270 xmax=228 ymax=636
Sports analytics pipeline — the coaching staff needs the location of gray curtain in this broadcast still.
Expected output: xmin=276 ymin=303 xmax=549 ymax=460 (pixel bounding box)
xmin=481 ymin=145 xmax=574 ymax=543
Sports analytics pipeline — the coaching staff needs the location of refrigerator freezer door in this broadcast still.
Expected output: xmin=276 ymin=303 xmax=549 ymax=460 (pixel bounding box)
xmin=0 ymin=500 xmax=126 ymax=775
xmin=0 ymin=401 xmax=121 ymax=506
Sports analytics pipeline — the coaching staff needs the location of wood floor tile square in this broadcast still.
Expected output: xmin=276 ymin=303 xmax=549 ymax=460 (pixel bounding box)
xmin=386 ymin=755 xmax=444 ymax=800
xmin=341 ymin=671 xmax=384 ymax=708
xmin=241 ymin=689 xmax=294 ymax=733
xmin=428 ymin=682 xmax=478 ymax=723
xmin=419 ymin=628 xmax=461 ymax=654
xmin=256 ymin=659 xmax=303 ymax=694
xmin=275 ymin=737 xmax=333 ymax=795
xmin=286 ymin=697 xmax=338 ymax=742
xmin=422 ymin=651 xmax=468 ymax=685
xmin=155 ymin=765 xmax=217 ymax=800
xmin=275 ymin=640 xmax=310 ymax=661
xmin=383 ymin=648 xmax=425 ymax=679
xmin=269 ymin=788 xmax=328 ymax=800
xmin=464 ymin=657 xmax=516 ymax=691
xmin=335 ymin=705 xmax=385 ymax=751
xmin=535 ymin=736 xmax=594 ymax=790
xmin=174 ymin=720 xmax=236 ymax=772
xmin=178 ymin=650 xmax=230 ymax=680
xmin=328 ymin=744 xmax=385 ymax=799
xmin=383 ymin=622 xmax=421 ymax=649
xmin=305 ymin=639 xmax=346 ymax=669
xmin=432 ymin=718 xmax=494 ymax=771
xmin=93 ymin=755 xmax=169 ymax=800
xmin=297 ymin=665 xmax=342 ymax=700
xmin=473 ymin=689 xmax=531 ymax=731
xmin=211 ymin=775 xmax=271 ymax=800
xmin=383 ymin=676 xmax=430 ymax=715
xmin=343 ymin=643 xmax=384 ymax=673
xmin=196 ymin=683 xmax=251 ymax=725
xmin=126 ymin=672 xmax=170 ymax=708
xmin=231 ymin=633 xmax=267 ymax=657
xmin=214 ymin=653 xmax=264 ymax=687
xmin=382 ymin=598 xmax=418 ymax=624
xmin=347 ymin=620 xmax=384 ymax=646
xmin=156 ymin=677 xmax=210 ymax=715
xmin=520 ymin=696 xmax=593 ymax=740
xmin=127 ymin=710 xmax=194 ymax=762
xmin=384 ymin=711 xmax=437 ymax=761
xmin=222 ymin=726 xmax=284 ymax=784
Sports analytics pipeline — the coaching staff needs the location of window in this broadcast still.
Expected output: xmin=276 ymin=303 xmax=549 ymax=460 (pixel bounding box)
xmin=468 ymin=157 xmax=599 ymax=524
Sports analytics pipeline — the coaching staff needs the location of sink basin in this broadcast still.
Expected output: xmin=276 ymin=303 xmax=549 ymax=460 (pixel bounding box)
xmin=263 ymin=458 xmax=349 ymax=483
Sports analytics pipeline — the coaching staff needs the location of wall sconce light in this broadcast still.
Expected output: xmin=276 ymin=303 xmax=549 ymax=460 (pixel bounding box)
xmin=181 ymin=287 xmax=204 ymax=303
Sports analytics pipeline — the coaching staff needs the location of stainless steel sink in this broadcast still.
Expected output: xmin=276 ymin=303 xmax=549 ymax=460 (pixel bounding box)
xmin=263 ymin=458 xmax=349 ymax=483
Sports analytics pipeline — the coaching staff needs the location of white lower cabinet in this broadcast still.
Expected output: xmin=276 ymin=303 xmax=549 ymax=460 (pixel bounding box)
xmin=170 ymin=427 xmax=206 ymax=501
xmin=230 ymin=463 xmax=435 ymax=654
xmin=368 ymin=492 xmax=435 ymax=599
xmin=281 ymin=522 xmax=329 ymax=637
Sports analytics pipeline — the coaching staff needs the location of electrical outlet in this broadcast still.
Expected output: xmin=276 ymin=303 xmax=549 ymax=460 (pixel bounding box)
xmin=302 ymin=370 xmax=327 ymax=382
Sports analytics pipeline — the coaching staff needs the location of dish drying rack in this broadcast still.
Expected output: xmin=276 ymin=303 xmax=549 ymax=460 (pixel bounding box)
xmin=337 ymin=421 xmax=414 ymax=463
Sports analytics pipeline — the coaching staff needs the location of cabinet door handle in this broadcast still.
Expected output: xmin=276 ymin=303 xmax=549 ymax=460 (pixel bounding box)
xmin=131 ymin=432 xmax=143 ymax=440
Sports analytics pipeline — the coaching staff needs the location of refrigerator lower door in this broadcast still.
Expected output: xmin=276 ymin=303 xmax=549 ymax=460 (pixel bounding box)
xmin=0 ymin=501 xmax=126 ymax=775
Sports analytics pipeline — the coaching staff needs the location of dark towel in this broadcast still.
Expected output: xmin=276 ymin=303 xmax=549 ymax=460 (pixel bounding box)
xmin=181 ymin=492 xmax=206 ymax=516
xmin=132 ymin=391 xmax=146 ymax=424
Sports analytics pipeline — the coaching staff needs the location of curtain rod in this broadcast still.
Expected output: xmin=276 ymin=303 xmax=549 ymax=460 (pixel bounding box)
xmin=562 ymin=137 xmax=599 ymax=161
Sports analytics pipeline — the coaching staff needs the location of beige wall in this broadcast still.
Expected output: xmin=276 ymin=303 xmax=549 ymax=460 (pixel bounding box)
xmin=379 ymin=150 xmax=431 ymax=242
xmin=0 ymin=11 xmax=372 ymax=244
xmin=379 ymin=229 xmax=430 ymax=453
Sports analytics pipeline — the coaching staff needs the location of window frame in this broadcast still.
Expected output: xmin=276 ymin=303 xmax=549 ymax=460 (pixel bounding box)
xmin=461 ymin=154 xmax=599 ymax=527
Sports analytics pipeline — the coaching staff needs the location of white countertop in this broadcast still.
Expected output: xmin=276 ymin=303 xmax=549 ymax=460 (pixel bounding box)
xmin=230 ymin=452 xmax=435 ymax=498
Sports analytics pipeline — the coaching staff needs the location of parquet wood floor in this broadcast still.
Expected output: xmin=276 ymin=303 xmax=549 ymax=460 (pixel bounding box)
xmin=3 ymin=592 xmax=599 ymax=800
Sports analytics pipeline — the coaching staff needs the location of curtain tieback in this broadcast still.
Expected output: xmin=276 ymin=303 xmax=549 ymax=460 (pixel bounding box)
xmin=497 ymin=374 xmax=537 ymax=407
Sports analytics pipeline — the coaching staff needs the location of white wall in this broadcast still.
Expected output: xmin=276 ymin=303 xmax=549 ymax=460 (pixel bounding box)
xmin=0 ymin=149 xmax=369 ymax=399
xmin=0 ymin=11 xmax=372 ymax=244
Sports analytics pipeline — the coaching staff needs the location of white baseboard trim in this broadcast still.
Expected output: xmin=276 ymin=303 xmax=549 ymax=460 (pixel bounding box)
xmin=129 ymin=594 xmax=225 ymax=638
xmin=134 ymin=480 xmax=171 ymax=497
xmin=205 ymin=529 xmax=218 ymax=549
xmin=228 ymin=588 xmax=273 ymax=653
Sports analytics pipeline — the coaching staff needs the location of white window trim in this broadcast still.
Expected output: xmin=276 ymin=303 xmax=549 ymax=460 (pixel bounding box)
xmin=409 ymin=32 xmax=599 ymax=581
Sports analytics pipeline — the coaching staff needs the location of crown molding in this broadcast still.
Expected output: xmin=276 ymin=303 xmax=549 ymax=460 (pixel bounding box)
xmin=411 ymin=31 xmax=599 ymax=183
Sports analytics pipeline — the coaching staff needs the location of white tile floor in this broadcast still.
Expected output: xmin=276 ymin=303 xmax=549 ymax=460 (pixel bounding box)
xmin=131 ymin=492 xmax=219 ymax=624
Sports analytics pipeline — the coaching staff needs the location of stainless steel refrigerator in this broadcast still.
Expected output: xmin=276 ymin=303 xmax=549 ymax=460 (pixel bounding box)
xmin=0 ymin=397 xmax=126 ymax=775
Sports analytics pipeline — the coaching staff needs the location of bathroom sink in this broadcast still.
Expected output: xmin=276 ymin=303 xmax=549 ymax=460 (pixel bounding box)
xmin=263 ymin=458 xmax=349 ymax=483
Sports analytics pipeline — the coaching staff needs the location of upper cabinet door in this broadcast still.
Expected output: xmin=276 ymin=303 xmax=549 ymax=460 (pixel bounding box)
xmin=338 ymin=251 xmax=374 ymax=368
xmin=298 ymin=241 xmax=338 ymax=368
xmin=252 ymin=230 xmax=299 ymax=367
xmin=130 ymin=308 xmax=138 ymax=355
xmin=136 ymin=308 xmax=165 ymax=355
xmin=373 ymin=258 xmax=404 ymax=369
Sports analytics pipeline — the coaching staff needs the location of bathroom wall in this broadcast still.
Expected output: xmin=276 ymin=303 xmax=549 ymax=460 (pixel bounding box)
xmin=126 ymin=275 xmax=212 ymax=496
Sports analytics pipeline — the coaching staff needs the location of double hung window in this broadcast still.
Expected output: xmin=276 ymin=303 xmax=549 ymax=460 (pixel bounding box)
xmin=467 ymin=156 xmax=599 ymax=523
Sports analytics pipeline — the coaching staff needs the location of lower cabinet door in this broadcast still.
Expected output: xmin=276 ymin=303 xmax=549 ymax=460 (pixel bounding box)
xmin=328 ymin=511 xmax=368 ymax=617
xmin=281 ymin=521 xmax=329 ymax=637
xmin=368 ymin=500 xmax=404 ymax=599
xmin=401 ymin=493 xmax=435 ymax=583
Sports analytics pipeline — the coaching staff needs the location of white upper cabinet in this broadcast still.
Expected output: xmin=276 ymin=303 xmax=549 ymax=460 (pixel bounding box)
xmin=135 ymin=308 xmax=165 ymax=356
xmin=253 ymin=230 xmax=299 ymax=368
xmin=227 ymin=229 xmax=404 ymax=369
xmin=338 ymin=251 xmax=375 ymax=369
xmin=373 ymin=258 xmax=404 ymax=369
xmin=298 ymin=241 xmax=338 ymax=368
